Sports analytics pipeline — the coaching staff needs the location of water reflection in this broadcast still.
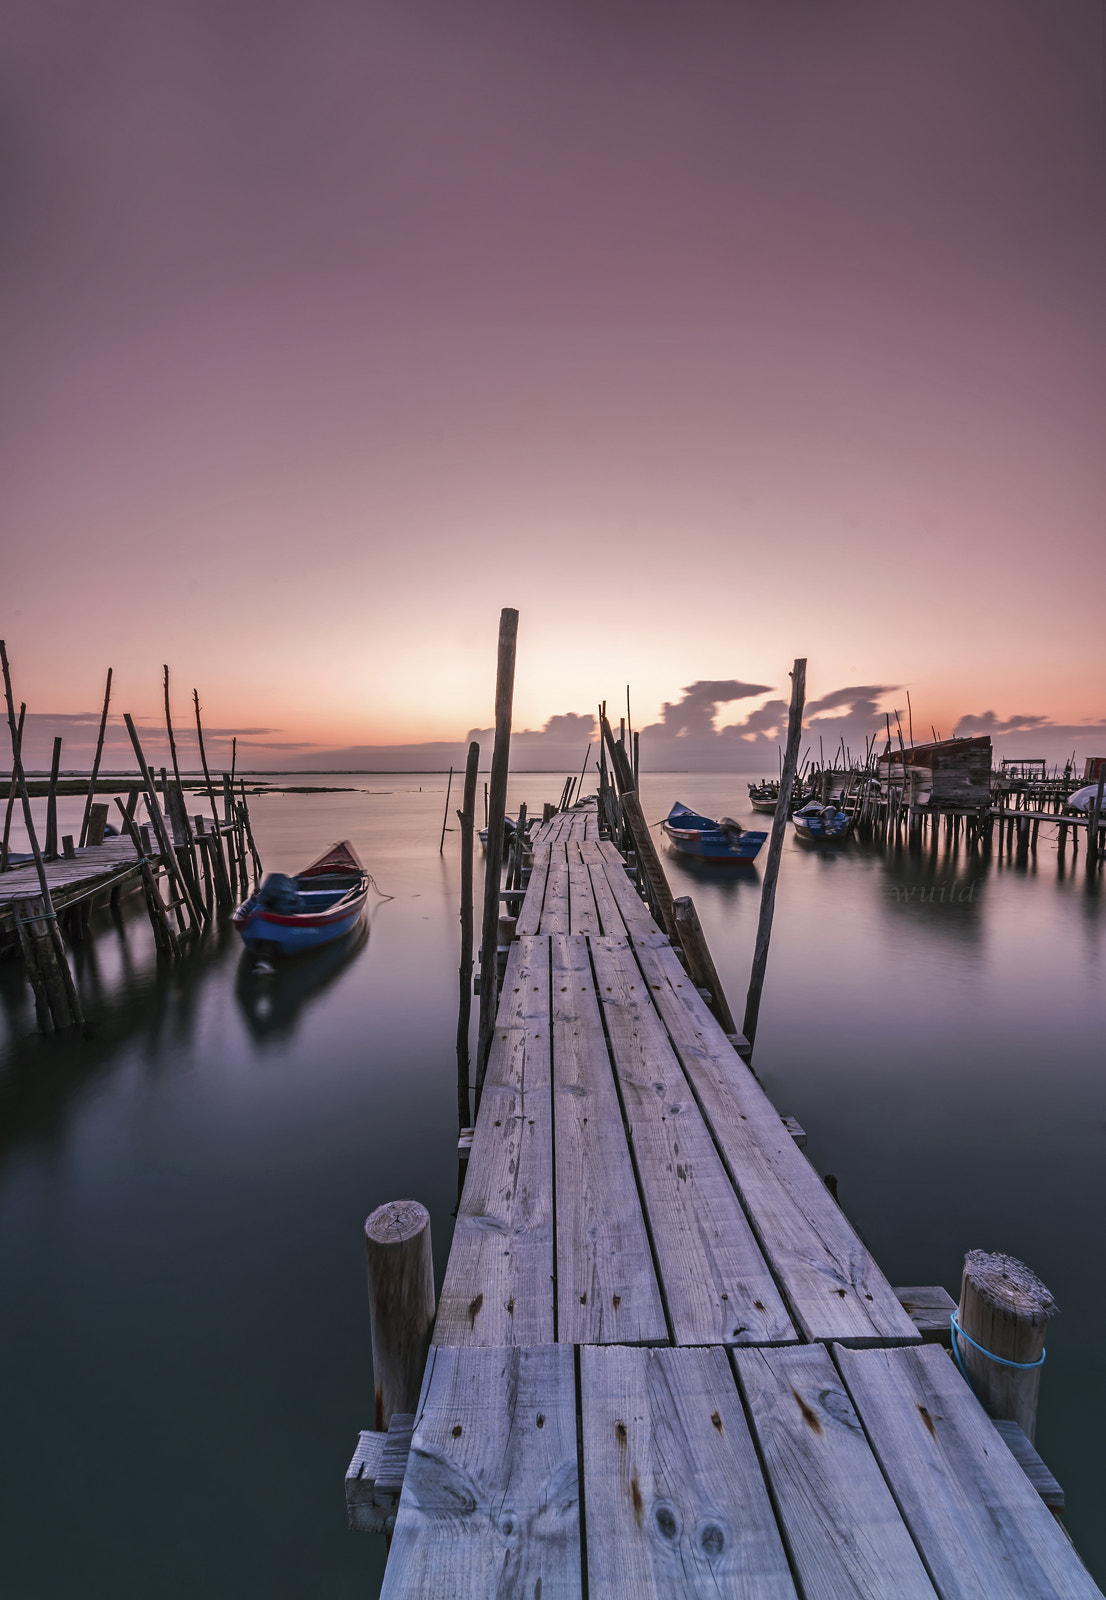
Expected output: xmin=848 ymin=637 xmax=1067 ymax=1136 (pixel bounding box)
xmin=235 ymin=922 xmax=370 ymax=1044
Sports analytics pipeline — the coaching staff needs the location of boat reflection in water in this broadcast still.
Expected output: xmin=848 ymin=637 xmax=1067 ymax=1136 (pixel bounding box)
xmin=235 ymin=920 xmax=370 ymax=1043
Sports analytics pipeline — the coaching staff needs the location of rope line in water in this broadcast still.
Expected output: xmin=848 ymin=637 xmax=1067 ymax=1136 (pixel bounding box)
xmin=366 ymin=875 xmax=394 ymax=901
xmin=950 ymin=1309 xmax=1046 ymax=1390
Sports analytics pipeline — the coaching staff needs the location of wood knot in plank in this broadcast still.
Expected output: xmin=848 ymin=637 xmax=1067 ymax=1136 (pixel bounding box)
xmin=790 ymin=1386 xmax=823 ymax=1434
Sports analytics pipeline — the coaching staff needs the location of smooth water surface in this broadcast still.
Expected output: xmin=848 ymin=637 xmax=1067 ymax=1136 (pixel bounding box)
xmin=2 ymin=774 xmax=1104 ymax=1595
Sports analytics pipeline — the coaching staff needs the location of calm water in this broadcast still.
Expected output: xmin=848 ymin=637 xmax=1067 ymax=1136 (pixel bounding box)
xmin=2 ymin=774 xmax=1104 ymax=1596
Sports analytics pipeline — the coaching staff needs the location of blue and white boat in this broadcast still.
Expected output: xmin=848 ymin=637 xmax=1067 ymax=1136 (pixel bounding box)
xmin=792 ymin=802 xmax=853 ymax=843
xmin=661 ymin=802 xmax=767 ymax=863
xmin=233 ymin=840 xmax=369 ymax=956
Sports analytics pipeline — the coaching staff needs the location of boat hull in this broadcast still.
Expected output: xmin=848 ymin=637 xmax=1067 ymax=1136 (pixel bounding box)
xmin=232 ymin=839 xmax=371 ymax=956
xmin=661 ymin=823 xmax=767 ymax=862
xmin=233 ymin=895 xmax=367 ymax=954
xmin=793 ymin=816 xmax=852 ymax=844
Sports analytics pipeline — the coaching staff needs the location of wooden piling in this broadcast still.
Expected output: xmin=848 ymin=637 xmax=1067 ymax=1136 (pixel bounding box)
xmin=78 ymin=667 xmax=113 ymax=847
xmin=44 ymin=736 xmax=62 ymax=858
xmin=476 ymin=608 xmax=519 ymax=1100
xmin=123 ymin=714 xmax=203 ymax=933
xmin=439 ymin=766 xmax=454 ymax=854
xmin=1086 ymin=769 xmax=1105 ymax=869
xmin=86 ymin=803 xmax=109 ymax=847
xmin=238 ymin=783 xmax=263 ymax=885
xmin=1 ymin=642 xmax=83 ymax=1028
xmin=455 ymin=742 xmax=479 ymax=1132
xmin=955 ymin=1250 xmax=1055 ymax=1444
xmin=672 ymin=895 xmax=737 ymax=1035
xmin=364 ymin=1200 xmax=436 ymax=1432
xmin=193 ymin=689 xmax=233 ymax=906
xmin=743 ymin=658 xmax=807 ymax=1052
xmin=0 ymin=700 xmax=25 ymax=872
xmin=114 ymin=798 xmax=180 ymax=955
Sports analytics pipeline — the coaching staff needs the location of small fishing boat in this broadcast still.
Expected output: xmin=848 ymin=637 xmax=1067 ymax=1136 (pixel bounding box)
xmin=792 ymin=802 xmax=853 ymax=843
xmin=747 ymin=782 xmax=780 ymax=815
xmin=232 ymin=840 xmax=370 ymax=956
xmin=661 ymin=802 xmax=767 ymax=863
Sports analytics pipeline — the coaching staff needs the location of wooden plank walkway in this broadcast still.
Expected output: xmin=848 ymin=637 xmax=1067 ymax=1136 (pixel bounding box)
xmin=0 ymin=836 xmax=147 ymax=934
xmin=381 ymin=800 xmax=1103 ymax=1599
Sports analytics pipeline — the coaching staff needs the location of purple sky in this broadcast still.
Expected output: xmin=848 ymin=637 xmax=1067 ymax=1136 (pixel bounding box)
xmin=3 ymin=0 xmax=1103 ymax=767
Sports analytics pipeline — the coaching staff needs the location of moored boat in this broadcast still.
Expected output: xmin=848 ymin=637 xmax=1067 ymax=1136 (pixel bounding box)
xmin=747 ymin=781 xmax=780 ymax=815
xmin=792 ymin=802 xmax=853 ymax=843
xmin=660 ymin=801 xmax=767 ymax=862
xmin=232 ymin=840 xmax=369 ymax=956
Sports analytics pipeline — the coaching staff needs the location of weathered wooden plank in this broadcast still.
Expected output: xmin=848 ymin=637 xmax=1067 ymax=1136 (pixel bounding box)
xmin=515 ymin=848 xmax=552 ymax=937
xmin=581 ymin=1344 xmax=796 ymax=1599
xmin=734 ymin=1344 xmax=937 ymax=1600
xmin=382 ymin=1344 xmax=580 ymax=1600
xmin=435 ymin=940 xmax=553 ymax=1345
xmin=582 ymin=849 xmax=628 ymax=937
xmin=836 ymin=1342 xmax=1103 ymax=1600
xmin=593 ymin=854 xmax=658 ymax=936
xmin=894 ymin=1284 xmax=956 ymax=1344
xmin=632 ymin=934 xmax=919 ymax=1346
xmin=992 ymin=1420 xmax=1064 ymax=1511
xmin=540 ymin=850 xmax=571 ymax=935
xmin=551 ymin=933 xmax=666 ymax=1345
xmin=591 ymin=936 xmax=796 ymax=1347
xmin=566 ymin=842 xmax=600 ymax=937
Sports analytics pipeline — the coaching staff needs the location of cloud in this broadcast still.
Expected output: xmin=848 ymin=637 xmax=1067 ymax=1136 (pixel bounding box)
xmin=806 ymin=685 xmax=897 ymax=719
xmin=953 ymin=710 xmax=1049 ymax=736
xmin=654 ymin=681 xmax=773 ymax=738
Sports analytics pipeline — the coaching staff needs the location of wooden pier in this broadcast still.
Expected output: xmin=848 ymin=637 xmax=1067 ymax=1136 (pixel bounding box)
xmin=358 ymin=799 xmax=1101 ymax=1599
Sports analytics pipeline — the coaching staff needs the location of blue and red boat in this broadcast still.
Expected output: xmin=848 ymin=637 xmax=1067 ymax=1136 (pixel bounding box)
xmin=232 ymin=840 xmax=370 ymax=956
xmin=661 ymin=802 xmax=767 ymax=863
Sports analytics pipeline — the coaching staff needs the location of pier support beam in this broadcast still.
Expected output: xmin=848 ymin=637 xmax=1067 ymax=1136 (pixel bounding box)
xmin=955 ymin=1250 xmax=1055 ymax=1444
xmin=365 ymin=1200 xmax=436 ymax=1433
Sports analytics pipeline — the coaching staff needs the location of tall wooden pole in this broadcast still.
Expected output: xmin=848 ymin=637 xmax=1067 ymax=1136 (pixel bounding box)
xmin=456 ymin=741 xmax=480 ymax=1130
xmin=743 ymin=658 xmax=806 ymax=1052
xmin=1 ymin=641 xmax=83 ymax=1025
xmin=0 ymin=701 xmax=25 ymax=871
xmin=123 ymin=713 xmax=203 ymax=931
xmin=476 ymin=608 xmax=519 ymax=1102
xmin=44 ymin=736 xmax=62 ymax=858
xmin=1086 ymin=767 xmax=1105 ymax=869
xmin=438 ymin=766 xmax=454 ymax=854
xmin=78 ymin=667 xmax=113 ymax=847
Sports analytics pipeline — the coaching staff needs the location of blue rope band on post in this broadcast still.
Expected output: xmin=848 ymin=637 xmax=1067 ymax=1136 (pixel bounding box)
xmin=950 ymin=1309 xmax=1046 ymax=1390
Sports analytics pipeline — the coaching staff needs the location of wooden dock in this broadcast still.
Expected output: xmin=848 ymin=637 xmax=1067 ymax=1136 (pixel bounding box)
xmin=0 ymin=835 xmax=149 ymax=938
xmin=371 ymin=801 xmax=1101 ymax=1599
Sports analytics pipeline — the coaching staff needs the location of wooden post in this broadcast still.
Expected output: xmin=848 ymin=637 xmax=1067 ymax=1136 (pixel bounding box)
xmin=44 ymin=736 xmax=62 ymax=858
xmin=14 ymin=898 xmax=53 ymax=1032
xmin=1086 ymin=769 xmax=1105 ymax=869
xmin=86 ymin=803 xmax=109 ymax=847
xmin=1 ymin=700 xmax=26 ymax=872
xmin=743 ymin=658 xmax=807 ymax=1052
xmin=620 ymin=791 xmax=678 ymax=940
xmin=193 ymin=689 xmax=233 ymax=906
xmin=364 ymin=1200 xmax=436 ymax=1432
xmin=1 ymin=643 xmax=83 ymax=1027
xmin=438 ymin=766 xmax=454 ymax=854
xmin=122 ymin=713 xmax=203 ymax=932
xmin=955 ymin=1250 xmax=1055 ymax=1444
xmin=238 ymin=782 xmax=263 ymax=884
xmin=222 ymin=773 xmax=238 ymax=897
xmin=476 ymin=607 xmax=519 ymax=1100
xmin=62 ymin=835 xmax=76 ymax=860
xmin=455 ymin=741 xmax=479 ymax=1132
xmin=114 ymin=798 xmax=180 ymax=955
xmin=672 ymin=895 xmax=736 ymax=1034
xmin=79 ymin=667 xmax=113 ymax=847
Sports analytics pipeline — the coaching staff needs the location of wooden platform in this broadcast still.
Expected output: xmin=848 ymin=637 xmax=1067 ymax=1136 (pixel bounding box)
xmin=379 ymin=802 xmax=1103 ymax=1599
xmin=0 ymin=836 xmax=148 ymax=935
